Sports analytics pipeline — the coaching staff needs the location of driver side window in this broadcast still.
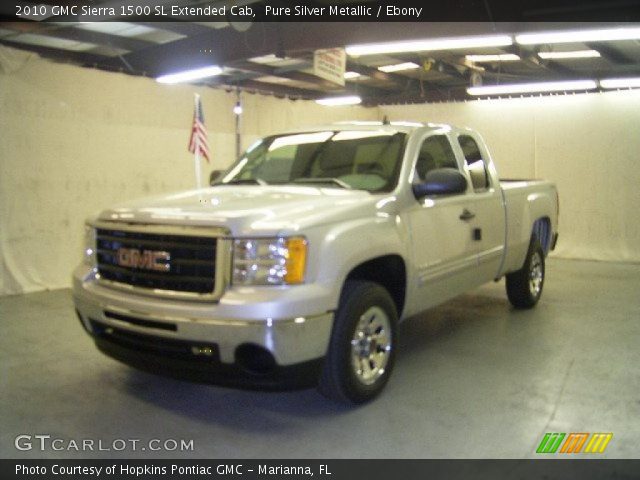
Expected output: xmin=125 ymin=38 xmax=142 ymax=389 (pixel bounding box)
xmin=414 ymin=135 xmax=458 ymax=183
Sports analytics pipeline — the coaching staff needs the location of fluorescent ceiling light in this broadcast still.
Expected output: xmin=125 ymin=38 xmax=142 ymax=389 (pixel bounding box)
xmin=538 ymin=50 xmax=601 ymax=59
xmin=156 ymin=66 xmax=222 ymax=84
xmin=315 ymin=95 xmax=362 ymax=106
xmin=516 ymin=27 xmax=640 ymax=45
xmin=344 ymin=71 xmax=362 ymax=79
xmin=467 ymin=80 xmax=597 ymax=96
xmin=466 ymin=54 xmax=520 ymax=62
xmin=346 ymin=34 xmax=513 ymax=56
xmin=600 ymin=77 xmax=640 ymax=89
xmin=378 ymin=62 xmax=420 ymax=73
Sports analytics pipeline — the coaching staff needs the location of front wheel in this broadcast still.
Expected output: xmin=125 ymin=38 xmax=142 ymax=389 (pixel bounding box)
xmin=318 ymin=280 xmax=397 ymax=404
xmin=506 ymin=239 xmax=545 ymax=309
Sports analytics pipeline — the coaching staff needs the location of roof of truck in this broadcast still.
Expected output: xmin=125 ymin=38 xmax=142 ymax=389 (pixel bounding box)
xmin=278 ymin=121 xmax=472 ymax=136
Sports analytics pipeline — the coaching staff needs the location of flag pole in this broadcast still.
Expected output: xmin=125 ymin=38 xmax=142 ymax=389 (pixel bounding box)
xmin=194 ymin=141 xmax=203 ymax=189
xmin=194 ymin=94 xmax=203 ymax=189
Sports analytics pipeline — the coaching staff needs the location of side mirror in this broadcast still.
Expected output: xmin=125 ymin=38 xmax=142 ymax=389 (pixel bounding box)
xmin=209 ymin=170 xmax=223 ymax=185
xmin=412 ymin=168 xmax=468 ymax=198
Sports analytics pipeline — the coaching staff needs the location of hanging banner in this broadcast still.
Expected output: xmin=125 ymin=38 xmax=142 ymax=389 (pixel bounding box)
xmin=313 ymin=48 xmax=346 ymax=86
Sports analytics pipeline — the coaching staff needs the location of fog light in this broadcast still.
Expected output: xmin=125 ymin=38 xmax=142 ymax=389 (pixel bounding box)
xmin=191 ymin=346 xmax=214 ymax=357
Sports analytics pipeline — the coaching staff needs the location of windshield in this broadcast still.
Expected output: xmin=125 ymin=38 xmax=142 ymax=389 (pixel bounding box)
xmin=217 ymin=130 xmax=407 ymax=192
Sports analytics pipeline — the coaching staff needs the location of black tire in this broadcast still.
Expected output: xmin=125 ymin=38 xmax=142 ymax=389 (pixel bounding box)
xmin=318 ymin=280 xmax=398 ymax=404
xmin=506 ymin=239 xmax=545 ymax=309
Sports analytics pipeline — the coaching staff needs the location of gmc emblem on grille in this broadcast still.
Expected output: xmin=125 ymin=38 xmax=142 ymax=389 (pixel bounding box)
xmin=116 ymin=248 xmax=171 ymax=272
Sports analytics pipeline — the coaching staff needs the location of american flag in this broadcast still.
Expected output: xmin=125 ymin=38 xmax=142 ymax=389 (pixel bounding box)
xmin=188 ymin=94 xmax=210 ymax=162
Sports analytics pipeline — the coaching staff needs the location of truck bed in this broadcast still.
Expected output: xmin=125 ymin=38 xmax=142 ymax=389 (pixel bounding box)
xmin=498 ymin=179 xmax=558 ymax=277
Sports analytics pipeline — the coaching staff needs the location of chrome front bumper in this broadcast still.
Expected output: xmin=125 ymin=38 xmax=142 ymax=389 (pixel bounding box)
xmin=73 ymin=266 xmax=335 ymax=369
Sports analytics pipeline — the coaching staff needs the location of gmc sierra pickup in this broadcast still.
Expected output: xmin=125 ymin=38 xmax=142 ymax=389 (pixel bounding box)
xmin=73 ymin=122 xmax=559 ymax=404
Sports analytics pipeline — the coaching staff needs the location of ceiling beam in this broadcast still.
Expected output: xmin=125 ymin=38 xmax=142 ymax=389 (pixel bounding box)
xmin=363 ymin=85 xmax=469 ymax=106
xmin=136 ymin=22 xmax=219 ymax=37
xmin=345 ymin=62 xmax=406 ymax=88
xmin=230 ymin=60 xmax=342 ymax=90
xmin=512 ymin=45 xmax=576 ymax=77
xmin=239 ymin=80 xmax=319 ymax=99
xmin=475 ymin=69 xmax=532 ymax=82
xmin=0 ymin=22 xmax=154 ymax=52
xmin=265 ymin=58 xmax=404 ymax=94
xmin=0 ymin=38 xmax=116 ymax=67
xmin=432 ymin=59 xmax=469 ymax=80
xmin=272 ymin=60 xmax=314 ymax=74
xmin=210 ymin=78 xmax=321 ymax=100
xmin=523 ymin=54 xmax=575 ymax=77
xmin=586 ymin=42 xmax=635 ymax=65
xmin=230 ymin=59 xmax=392 ymax=98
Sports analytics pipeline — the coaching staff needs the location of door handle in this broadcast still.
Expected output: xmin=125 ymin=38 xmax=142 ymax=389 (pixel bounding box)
xmin=459 ymin=209 xmax=476 ymax=221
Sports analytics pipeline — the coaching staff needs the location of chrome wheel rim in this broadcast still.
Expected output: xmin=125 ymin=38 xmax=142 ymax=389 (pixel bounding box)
xmin=529 ymin=252 xmax=543 ymax=297
xmin=350 ymin=306 xmax=392 ymax=386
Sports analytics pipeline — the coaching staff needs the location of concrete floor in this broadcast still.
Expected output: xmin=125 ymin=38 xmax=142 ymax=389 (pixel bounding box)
xmin=1 ymin=258 xmax=639 ymax=459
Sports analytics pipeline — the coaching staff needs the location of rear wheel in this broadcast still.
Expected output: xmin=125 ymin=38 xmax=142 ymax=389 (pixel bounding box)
xmin=506 ymin=239 xmax=545 ymax=309
xmin=318 ymin=280 xmax=397 ymax=404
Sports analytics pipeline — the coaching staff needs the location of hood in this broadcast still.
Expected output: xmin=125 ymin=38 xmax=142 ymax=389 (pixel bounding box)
xmin=97 ymin=185 xmax=394 ymax=236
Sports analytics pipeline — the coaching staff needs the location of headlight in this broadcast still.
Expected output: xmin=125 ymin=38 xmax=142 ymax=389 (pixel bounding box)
xmin=83 ymin=225 xmax=96 ymax=266
xmin=232 ymin=237 xmax=307 ymax=285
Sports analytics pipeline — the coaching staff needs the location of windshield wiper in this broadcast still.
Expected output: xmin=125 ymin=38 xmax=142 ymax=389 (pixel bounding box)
xmin=292 ymin=178 xmax=352 ymax=189
xmin=222 ymin=177 xmax=268 ymax=186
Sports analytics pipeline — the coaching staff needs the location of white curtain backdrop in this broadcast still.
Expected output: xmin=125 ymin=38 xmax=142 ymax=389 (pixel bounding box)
xmin=0 ymin=46 xmax=377 ymax=296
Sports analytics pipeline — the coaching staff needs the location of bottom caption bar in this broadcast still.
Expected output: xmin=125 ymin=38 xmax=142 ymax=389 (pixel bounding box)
xmin=3 ymin=460 xmax=640 ymax=480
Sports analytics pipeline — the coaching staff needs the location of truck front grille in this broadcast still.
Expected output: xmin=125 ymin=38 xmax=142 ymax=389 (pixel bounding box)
xmin=96 ymin=227 xmax=217 ymax=294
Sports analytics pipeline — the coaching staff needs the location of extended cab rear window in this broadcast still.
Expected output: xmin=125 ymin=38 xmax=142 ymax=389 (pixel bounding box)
xmin=458 ymin=135 xmax=490 ymax=191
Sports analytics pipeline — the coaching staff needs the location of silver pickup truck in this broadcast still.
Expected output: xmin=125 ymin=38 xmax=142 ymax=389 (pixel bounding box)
xmin=73 ymin=121 xmax=559 ymax=404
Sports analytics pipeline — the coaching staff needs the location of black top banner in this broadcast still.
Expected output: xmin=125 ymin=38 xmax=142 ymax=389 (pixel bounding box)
xmin=3 ymin=459 xmax=640 ymax=480
xmin=3 ymin=0 xmax=640 ymax=22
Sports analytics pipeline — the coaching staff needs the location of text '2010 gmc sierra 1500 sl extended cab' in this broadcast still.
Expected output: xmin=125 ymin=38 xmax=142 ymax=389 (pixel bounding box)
xmin=74 ymin=121 xmax=559 ymax=404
